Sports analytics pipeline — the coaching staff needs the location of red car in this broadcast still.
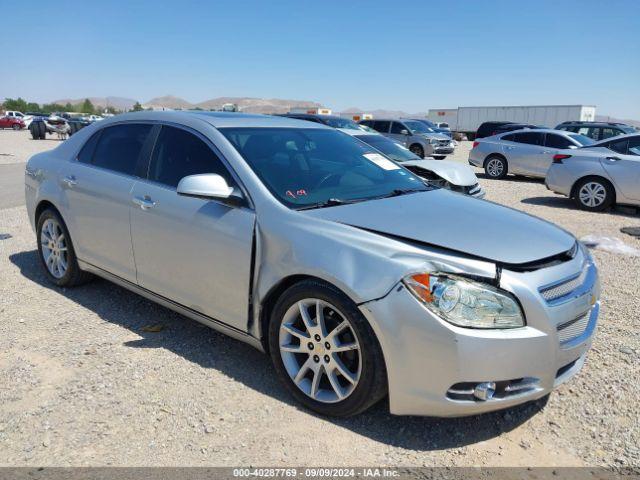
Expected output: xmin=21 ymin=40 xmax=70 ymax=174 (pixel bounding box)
xmin=0 ymin=116 xmax=26 ymax=130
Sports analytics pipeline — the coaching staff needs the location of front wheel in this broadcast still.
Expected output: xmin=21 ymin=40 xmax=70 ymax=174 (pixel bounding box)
xmin=409 ymin=144 xmax=424 ymax=158
xmin=12 ymin=124 xmax=21 ymax=131
xmin=433 ymin=155 xmax=446 ymax=160
xmin=269 ymin=280 xmax=387 ymax=417
xmin=574 ymin=177 xmax=614 ymax=211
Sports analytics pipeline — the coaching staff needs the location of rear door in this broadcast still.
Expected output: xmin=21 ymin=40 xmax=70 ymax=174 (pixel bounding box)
xmin=504 ymin=131 xmax=546 ymax=176
xmin=600 ymin=137 xmax=640 ymax=201
xmin=129 ymin=124 xmax=256 ymax=331
xmin=62 ymin=123 xmax=154 ymax=282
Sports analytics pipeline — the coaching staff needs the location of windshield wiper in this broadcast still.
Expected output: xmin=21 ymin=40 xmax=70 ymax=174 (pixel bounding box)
xmin=386 ymin=188 xmax=426 ymax=197
xmin=296 ymin=198 xmax=351 ymax=210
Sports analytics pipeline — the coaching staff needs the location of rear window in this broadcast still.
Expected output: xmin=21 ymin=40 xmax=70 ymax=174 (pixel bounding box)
xmin=545 ymin=133 xmax=574 ymax=149
xmin=513 ymin=131 xmax=544 ymax=146
xmin=91 ymin=124 xmax=153 ymax=176
xmin=372 ymin=121 xmax=391 ymax=133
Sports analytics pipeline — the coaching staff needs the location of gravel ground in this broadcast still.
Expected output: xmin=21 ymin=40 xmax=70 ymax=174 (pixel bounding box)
xmin=0 ymin=139 xmax=638 ymax=467
xmin=0 ymin=129 xmax=63 ymax=165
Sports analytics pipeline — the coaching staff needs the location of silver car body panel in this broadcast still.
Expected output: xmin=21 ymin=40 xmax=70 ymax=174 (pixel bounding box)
xmin=25 ymin=111 xmax=600 ymax=417
xmin=469 ymin=129 xmax=587 ymax=177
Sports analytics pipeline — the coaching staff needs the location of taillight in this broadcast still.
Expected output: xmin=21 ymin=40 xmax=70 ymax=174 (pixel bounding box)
xmin=553 ymin=154 xmax=572 ymax=164
xmin=472 ymin=141 xmax=479 ymax=149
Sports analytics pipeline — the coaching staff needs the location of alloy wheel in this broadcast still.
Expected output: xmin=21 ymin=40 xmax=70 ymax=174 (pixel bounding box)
xmin=487 ymin=158 xmax=504 ymax=177
xmin=40 ymin=218 xmax=68 ymax=278
xmin=279 ymin=298 xmax=362 ymax=403
xmin=579 ymin=182 xmax=606 ymax=208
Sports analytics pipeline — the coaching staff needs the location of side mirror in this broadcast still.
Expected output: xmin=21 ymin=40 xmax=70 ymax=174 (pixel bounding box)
xmin=177 ymin=173 xmax=244 ymax=206
xmin=568 ymin=145 xmax=578 ymax=149
xmin=400 ymin=129 xmax=410 ymax=135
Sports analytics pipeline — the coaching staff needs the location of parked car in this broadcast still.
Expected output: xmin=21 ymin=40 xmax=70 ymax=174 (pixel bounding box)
xmin=546 ymin=134 xmax=640 ymax=211
xmin=555 ymin=121 xmax=637 ymax=141
xmin=3 ymin=110 xmax=33 ymax=127
xmin=402 ymin=118 xmax=453 ymax=138
xmin=359 ymin=118 xmax=453 ymax=159
xmin=340 ymin=129 xmax=484 ymax=198
xmin=435 ymin=122 xmax=450 ymax=131
xmin=26 ymin=111 xmax=600 ymax=417
xmin=491 ymin=123 xmax=542 ymax=135
xmin=469 ymin=129 xmax=595 ymax=179
xmin=0 ymin=115 xmax=26 ymax=130
xmin=476 ymin=121 xmax=515 ymax=139
xmin=280 ymin=113 xmax=362 ymax=130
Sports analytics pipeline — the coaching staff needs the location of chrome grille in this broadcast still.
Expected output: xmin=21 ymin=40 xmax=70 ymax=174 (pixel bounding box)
xmin=437 ymin=140 xmax=450 ymax=147
xmin=540 ymin=267 xmax=588 ymax=302
xmin=557 ymin=310 xmax=591 ymax=344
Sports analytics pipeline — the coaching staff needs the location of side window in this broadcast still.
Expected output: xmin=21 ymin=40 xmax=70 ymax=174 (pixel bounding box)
xmin=628 ymin=137 xmax=640 ymax=156
xmin=577 ymin=127 xmax=599 ymax=140
xmin=77 ymin=131 xmax=102 ymax=164
xmin=514 ymin=132 xmax=544 ymax=146
xmin=91 ymin=124 xmax=153 ymax=175
xmin=600 ymin=128 xmax=621 ymax=140
xmin=372 ymin=121 xmax=391 ymax=133
xmin=359 ymin=120 xmax=372 ymax=127
xmin=545 ymin=134 xmax=573 ymax=149
xmin=390 ymin=122 xmax=406 ymax=134
xmin=502 ymin=133 xmax=517 ymax=142
xmin=148 ymin=126 xmax=234 ymax=188
xmin=608 ymin=139 xmax=628 ymax=154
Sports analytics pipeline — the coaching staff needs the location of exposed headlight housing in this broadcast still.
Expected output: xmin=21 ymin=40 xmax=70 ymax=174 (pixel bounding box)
xmin=429 ymin=138 xmax=439 ymax=144
xmin=403 ymin=273 xmax=525 ymax=329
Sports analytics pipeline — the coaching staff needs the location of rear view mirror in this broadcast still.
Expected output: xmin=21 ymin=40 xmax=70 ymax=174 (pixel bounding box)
xmin=400 ymin=129 xmax=410 ymax=135
xmin=177 ymin=174 xmax=244 ymax=206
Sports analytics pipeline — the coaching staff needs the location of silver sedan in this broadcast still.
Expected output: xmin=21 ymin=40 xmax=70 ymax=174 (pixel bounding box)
xmin=546 ymin=133 xmax=640 ymax=211
xmin=469 ymin=129 xmax=595 ymax=179
xmin=25 ymin=111 xmax=599 ymax=417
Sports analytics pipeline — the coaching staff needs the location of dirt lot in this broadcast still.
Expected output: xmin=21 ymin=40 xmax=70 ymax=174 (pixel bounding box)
xmin=0 ymin=135 xmax=638 ymax=467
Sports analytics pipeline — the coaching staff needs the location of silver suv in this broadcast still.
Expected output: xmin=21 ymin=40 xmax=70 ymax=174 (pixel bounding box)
xmin=359 ymin=118 xmax=453 ymax=159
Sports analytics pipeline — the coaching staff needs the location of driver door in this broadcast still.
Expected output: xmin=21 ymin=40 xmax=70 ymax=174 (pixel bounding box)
xmin=130 ymin=124 xmax=255 ymax=331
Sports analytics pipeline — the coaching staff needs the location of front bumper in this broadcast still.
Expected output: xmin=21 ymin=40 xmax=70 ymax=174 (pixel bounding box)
xmin=359 ymin=251 xmax=599 ymax=417
xmin=432 ymin=146 xmax=454 ymax=155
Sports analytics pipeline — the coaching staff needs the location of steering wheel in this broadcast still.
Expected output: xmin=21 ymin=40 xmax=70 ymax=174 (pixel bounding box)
xmin=315 ymin=173 xmax=342 ymax=189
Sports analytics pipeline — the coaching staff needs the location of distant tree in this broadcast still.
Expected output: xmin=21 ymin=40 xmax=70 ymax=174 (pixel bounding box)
xmin=26 ymin=102 xmax=40 ymax=112
xmin=41 ymin=103 xmax=66 ymax=114
xmin=131 ymin=101 xmax=144 ymax=112
xmin=192 ymin=107 xmax=203 ymax=111
xmin=79 ymin=99 xmax=95 ymax=115
xmin=3 ymin=97 xmax=29 ymax=112
xmin=64 ymin=102 xmax=74 ymax=112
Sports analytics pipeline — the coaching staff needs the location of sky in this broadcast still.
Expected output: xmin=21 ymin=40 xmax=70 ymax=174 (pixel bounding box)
xmin=1 ymin=0 xmax=639 ymax=118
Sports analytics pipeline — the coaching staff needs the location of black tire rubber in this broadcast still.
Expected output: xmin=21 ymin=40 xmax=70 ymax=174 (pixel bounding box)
xmin=433 ymin=155 xmax=446 ymax=160
xmin=268 ymin=279 xmax=387 ymax=417
xmin=12 ymin=123 xmax=21 ymax=130
xmin=484 ymin=155 xmax=508 ymax=179
xmin=38 ymin=121 xmax=46 ymax=139
xmin=573 ymin=177 xmax=615 ymax=212
xmin=36 ymin=208 xmax=93 ymax=287
xmin=409 ymin=144 xmax=424 ymax=158
xmin=30 ymin=122 xmax=40 ymax=140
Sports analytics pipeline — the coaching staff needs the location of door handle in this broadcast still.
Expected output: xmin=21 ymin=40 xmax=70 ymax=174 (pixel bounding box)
xmin=62 ymin=175 xmax=77 ymax=187
xmin=605 ymin=156 xmax=621 ymax=162
xmin=132 ymin=195 xmax=157 ymax=210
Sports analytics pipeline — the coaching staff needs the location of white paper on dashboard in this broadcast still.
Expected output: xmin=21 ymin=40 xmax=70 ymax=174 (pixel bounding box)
xmin=363 ymin=153 xmax=400 ymax=170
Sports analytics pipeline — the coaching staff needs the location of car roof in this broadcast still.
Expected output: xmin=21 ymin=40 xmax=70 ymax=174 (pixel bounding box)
xmin=497 ymin=128 xmax=577 ymax=136
xmin=94 ymin=110 xmax=331 ymax=129
xmin=558 ymin=121 xmax=632 ymax=128
xmin=337 ymin=128 xmax=379 ymax=137
xmin=590 ymin=132 xmax=640 ymax=145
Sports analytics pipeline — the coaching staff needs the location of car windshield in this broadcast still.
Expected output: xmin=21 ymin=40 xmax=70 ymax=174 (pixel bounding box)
xmin=403 ymin=120 xmax=431 ymax=134
xmin=322 ymin=117 xmax=361 ymax=130
xmin=354 ymin=134 xmax=419 ymax=162
xmin=220 ymin=127 xmax=429 ymax=209
xmin=620 ymin=126 xmax=637 ymax=134
xmin=568 ymin=133 xmax=595 ymax=146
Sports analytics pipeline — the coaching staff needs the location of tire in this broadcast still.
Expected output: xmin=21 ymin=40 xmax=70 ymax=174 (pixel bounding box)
xmin=12 ymin=124 xmax=21 ymax=131
xmin=38 ymin=121 xmax=46 ymax=140
xmin=36 ymin=208 xmax=93 ymax=287
xmin=409 ymin=144 xmax=424 ymax=158
xmin=484 ymin=155 xmax=508 ymax=179
xmin=268 ymin=280 xmax=387 ymax=417
xmin=30 ymin=123 xmax=40 ymax=140
xmin=573 ymin=177 xmax=614 ymax=212
xmin=433 ymin=155 xmax=446 ymax=160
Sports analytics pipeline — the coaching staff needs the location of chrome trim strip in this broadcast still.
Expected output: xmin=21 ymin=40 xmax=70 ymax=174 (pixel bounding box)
xmin=540 ymin=262 xmax=597 ymax=306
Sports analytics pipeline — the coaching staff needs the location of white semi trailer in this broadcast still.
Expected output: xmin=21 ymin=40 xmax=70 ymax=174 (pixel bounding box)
xmin=427 ymin=105 xmax=596 ymax=138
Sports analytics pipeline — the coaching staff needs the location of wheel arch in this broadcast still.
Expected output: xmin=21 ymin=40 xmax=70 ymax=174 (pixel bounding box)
xmin=570 ymin=175 xmax=616 ymax=204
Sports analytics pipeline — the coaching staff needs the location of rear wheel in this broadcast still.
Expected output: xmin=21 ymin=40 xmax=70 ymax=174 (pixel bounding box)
xmin=574 ymin=177 xmax=614 ymax=211
xmin=36 ymin=208 xmax=92 ymax=287
xmin=433 ymin=155 xmax=445 ymax=160
xmin=30 ymin=123 xmax=40 ymax=140
xmin=269 ymin=280 xmax=387 ymax=417
xmin=38 ymin=121 xmax=46 ymax=139
xmin=409 ymin=144 xmax=424 ymax=158
xmin=484 ymin=155 xmax=508 ymax=179
xmin=12 ymin=123 xmax=21 ymax=131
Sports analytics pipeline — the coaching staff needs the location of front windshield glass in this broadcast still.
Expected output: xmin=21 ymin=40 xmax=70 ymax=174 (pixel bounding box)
xmin=568 ymin=133 xmax=595 ymax=146
xmin=220 ymin=128 xmax=428 ymax=209
xmin=354 ymin=135 xmax=419 ymax=162
xmin=402 ymin=120 xmax=431 ymax=134
xmin=621 ymin=126 xmax=637 ymax=134
xmin=322 ymin=117 xmax=360 ymax=130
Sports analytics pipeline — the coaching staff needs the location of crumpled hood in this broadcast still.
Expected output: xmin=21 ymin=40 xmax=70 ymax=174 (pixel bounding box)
xmin=420 ymin=133 xmax=450 ymax=141
xmin=401 ymin=159 xmax=478 ymax=186
xmin=304 ymin=189 xmax=575 ymax=265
